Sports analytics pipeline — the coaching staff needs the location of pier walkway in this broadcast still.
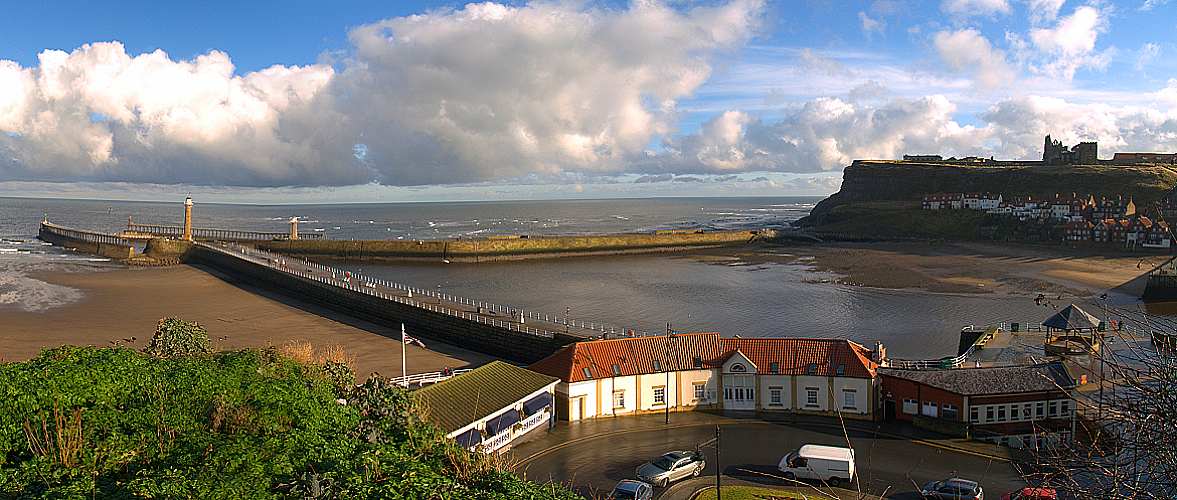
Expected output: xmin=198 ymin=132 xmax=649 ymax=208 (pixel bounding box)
xmin=202 ymin=242 xmax=617 ymax=341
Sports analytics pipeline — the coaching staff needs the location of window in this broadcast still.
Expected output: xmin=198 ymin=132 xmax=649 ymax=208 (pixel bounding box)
xmin=770 ymin=387 xmax=783 ymax=406
xmin=997 ymin=405 xmax=1007 ymax=422
xmin=1060 ymin=400 xmax=1071 ymax=416
xmin=693 ymin=356 xmax=703 ymax=368
xmin=1010 ymin=404 xmax=1019 ymax=420
xmin=1023 ymin=403 xmax=1033 ymax=420
xmin=1048 ymin=401 xmax=1058 ymax=417
xmin=970 ymin=406 xmax=979 ymax=423
xmin=612 ymin=390 xmax=625 ymax=409
xmin=986 ymin=406 xmax=994 ymax=422
xmin=730 ymin=363 xmax=746 ymax=373
xmin=652 ymin=359 xmax=662 ymax=372
xmin=922 ymin=401 xmax=938 ymax=418
xmin=581 ymin=367 xmax=592 ymax=379
xmin=611 ymin=364 xmax=621 ymax=376
xmin=806 ymin=388 xmax=819 ymax=407
xmin=693 ymin=383 xmax=706 ymax=401
xmin=1036 ymin=402 xmax=1045 ymax=418
xmin=903 ymin=399 xmax=918 ymax=415
xmin=806 ymin=363 xmax=818 ymax=375
xmin=942 ymin=404 xmax=958 ymax=420
xmin=653 ymin=386 xmax=666 ymax=405
xmin=770 ymin=362 xmax=780 ymax=374
xmin=835 ymin=364 xmax=845 ymax=376
xmin=843 ymin=389 xmax=856 ymax=409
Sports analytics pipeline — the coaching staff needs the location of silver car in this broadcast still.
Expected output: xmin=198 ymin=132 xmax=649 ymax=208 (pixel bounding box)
xmin=635 ymin=450 xmax=705 ymax=487
xmin=921 ymin=477 xmax=984 ymax=500
xmin=607 ymin=479 xmax=654 ymax=500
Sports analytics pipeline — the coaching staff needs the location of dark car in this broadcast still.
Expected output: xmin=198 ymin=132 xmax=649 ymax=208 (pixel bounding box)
xmin=607 ymin=479 xmax=654 ymax=500
xmin=921 ymin=478 xmax=984 ymax=499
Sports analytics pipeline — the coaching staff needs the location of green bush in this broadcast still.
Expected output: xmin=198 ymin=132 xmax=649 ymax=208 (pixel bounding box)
xmin=144 ymin=317 xmax=213 ymax=357
xmin=0 ymin=346 xmax=578 ymax=499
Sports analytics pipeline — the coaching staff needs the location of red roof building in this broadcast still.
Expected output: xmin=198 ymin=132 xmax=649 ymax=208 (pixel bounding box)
xmin=530 ymin=333 xmax=882 ymax=421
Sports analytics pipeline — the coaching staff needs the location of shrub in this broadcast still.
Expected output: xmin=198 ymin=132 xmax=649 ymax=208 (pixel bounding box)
xmin=144 ymin=317 xmax=212 ymax=357
xmin=0 ymin=345 xmax=578 ymax=499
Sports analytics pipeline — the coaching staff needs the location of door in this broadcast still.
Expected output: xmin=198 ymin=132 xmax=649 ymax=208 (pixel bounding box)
xmin=884 ymin=399 xmax=897 ymax=422
xmin=570 ymin=397 xmax=584 ymax=421
xmin=723 ymin=375 xmax=755 ymax=410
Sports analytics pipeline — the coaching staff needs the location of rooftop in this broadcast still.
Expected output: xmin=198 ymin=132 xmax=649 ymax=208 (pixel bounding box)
xmin=880 ymin=362 xmax=1075 ymax=396
xmin=413 ymin=360 xmax=558 ymax=434
xmin=529 ymin=333 xmax=878 ymax=383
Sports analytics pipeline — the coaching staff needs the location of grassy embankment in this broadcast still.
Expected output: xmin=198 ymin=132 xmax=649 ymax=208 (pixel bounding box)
xmin=0 ymin=319 xmax=576 ymax=499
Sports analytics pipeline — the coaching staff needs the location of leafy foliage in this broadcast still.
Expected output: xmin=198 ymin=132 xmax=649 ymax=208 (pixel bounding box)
xmin=144 ymin=317 xmax=213 ymax=357
xmin=0 ymin=345 xmax=578 ymax=499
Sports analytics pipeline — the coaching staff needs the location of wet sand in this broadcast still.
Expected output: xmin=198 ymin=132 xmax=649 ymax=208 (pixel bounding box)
xmin=0 ymin=265 xmax=493 ymax=377
xmin=731 ymin=241 xmax=1151 ymax=298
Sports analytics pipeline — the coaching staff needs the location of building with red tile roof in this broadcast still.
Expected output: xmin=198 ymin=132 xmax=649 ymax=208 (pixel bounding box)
xmin=529 ymin=333 xmax=883 ymax=421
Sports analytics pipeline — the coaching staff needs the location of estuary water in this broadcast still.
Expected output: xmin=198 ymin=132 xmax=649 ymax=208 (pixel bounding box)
xmin=0 ymin=196 xmax=1057 ymax=358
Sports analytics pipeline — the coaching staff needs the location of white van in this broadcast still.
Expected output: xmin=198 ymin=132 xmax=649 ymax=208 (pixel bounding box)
xmin=777 ymin=444 xmax=855 ymax=487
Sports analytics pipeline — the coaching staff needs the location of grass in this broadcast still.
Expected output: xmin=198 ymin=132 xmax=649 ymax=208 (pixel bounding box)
xmin=693 ymin=485 xmax=835 ymax=500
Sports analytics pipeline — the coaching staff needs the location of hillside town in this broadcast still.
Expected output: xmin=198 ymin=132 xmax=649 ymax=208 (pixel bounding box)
xmin=921 ymin=191 xmax=1175 ymax=249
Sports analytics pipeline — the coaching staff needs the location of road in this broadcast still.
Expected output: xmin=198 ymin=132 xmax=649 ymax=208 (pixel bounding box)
xmin=511 ymin=415 xmax=1026 ymax=499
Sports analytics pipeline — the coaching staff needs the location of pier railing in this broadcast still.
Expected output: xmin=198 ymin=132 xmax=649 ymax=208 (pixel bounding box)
xmin=389 ymin=369 xmax=472 ymax=388
xmin=125 ymin=222 xmax=323 ymax=241
xmin=40 ymin=222 xmax=137 ymax=247
xmin=206 ymin=242 xmax=622 ymax=339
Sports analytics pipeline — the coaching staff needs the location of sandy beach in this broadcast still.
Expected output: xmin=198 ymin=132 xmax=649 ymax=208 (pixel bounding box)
xmin=0 ymin=265 xmax=493 ymax=377
xmin=730 ymin=241 xmax=1152 ymax=298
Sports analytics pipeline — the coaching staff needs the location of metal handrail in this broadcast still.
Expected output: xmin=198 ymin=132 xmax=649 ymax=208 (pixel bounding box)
xmin=202 ymin=242 xmax=607 ymax=339
xmin=389 ymin=369 xmax=472 ymax=387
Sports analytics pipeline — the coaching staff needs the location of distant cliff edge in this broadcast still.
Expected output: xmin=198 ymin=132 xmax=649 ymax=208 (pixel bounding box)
xmin=796 ymin=160 xmax=1177 ymax=239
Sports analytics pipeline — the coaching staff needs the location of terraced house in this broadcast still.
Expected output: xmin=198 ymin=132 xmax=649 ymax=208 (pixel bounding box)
xmin=528 ymin=333 xmax=883 ymax=421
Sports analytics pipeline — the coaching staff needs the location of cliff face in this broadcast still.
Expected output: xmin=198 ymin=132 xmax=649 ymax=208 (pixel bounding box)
xmin=800 ymin=161 xmax=1177 ymax=227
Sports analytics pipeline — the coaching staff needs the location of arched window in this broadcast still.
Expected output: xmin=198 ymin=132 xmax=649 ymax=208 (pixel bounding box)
xmin=730 ymin=363 xmax=746 ymax=372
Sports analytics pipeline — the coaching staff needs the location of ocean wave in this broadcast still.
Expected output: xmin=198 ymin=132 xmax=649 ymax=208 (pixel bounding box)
xmin=0 ymin=264 xmax=84 ymax=312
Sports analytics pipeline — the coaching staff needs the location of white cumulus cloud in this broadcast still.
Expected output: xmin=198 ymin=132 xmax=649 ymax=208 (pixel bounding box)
xmin=940 ymin=0 xmax=1012 ymax=17
xmin=933 ymin=29 xmax=1016 ymax=89
xmin=0 ymin=1 xmax=764 ymax=187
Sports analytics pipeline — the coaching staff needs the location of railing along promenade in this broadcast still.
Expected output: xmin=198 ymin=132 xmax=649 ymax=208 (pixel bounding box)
xmin=205 ymin=242 xmax=619 ymax=340
xmin=41 ymin=222 xmax=137 ymax=247
xmin=126 ymin=222 xmax=323 ymax=241
xmin=388 ymin=369 xmax=473 ymax=388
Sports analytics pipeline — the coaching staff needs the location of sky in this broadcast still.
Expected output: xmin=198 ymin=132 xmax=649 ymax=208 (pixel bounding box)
xmin=1 ymin=0 xmax=1176 ymax=203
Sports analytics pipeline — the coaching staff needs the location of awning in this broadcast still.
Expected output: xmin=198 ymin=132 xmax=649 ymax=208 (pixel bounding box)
xmin=523 ymin=392 xmax=552 ymax=416
xmin=453 ymin=428 xmax=482 ymax=449
xmin=484 ymin=410 xmax=520 ymax=436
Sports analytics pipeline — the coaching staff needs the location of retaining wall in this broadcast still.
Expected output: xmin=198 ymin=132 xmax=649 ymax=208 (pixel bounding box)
xmin=256 ymin=229 xmax=773 ymax=262
xmin=185 ymin=245 xmax=581 ymax=363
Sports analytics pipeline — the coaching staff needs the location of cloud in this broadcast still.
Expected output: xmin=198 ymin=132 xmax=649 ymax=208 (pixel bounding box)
xmin=1136 ymin=42 xmax=1161 ymax=71
xmin=1027 ymin=5 xmax=1112 ymax=79
xmin=1140 ymin=0 xmax=1171 ymax=11
xmin=858 ymin=11 xmax=885 ymax=38
xmin=940 ymin=0 xmax=1011 ymax=17
xmin=933 ymin=29 xmax=1016 ymax=89
xmin=0 ymin=1 xmax=764 ymax=187
xmin=1028 ymin=0 xmax=1066 ymax=24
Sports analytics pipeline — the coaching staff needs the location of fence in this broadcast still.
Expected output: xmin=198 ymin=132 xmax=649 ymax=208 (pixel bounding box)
xmin=886 ymin=325 xmax=997 ymax=370
xmin=204 ymin=242 xmax=617 ymax=339
xmin=126 ymin=222 xmax=323 ymax=241
xmin=389 ymin=369 xmax=472 ymax=388
xmin=40 ymin=222 xmax=136 ymax=247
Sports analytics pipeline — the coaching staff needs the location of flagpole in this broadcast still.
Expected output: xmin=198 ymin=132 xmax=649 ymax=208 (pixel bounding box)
xmin=401 ymin=323 xmax=408 ymax=385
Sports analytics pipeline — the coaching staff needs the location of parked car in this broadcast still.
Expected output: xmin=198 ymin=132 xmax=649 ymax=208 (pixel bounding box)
xmin=777 ymin=444 xmax=855 ymax=487
xmin=1001 ymin=487 xmax=1056 ymax=500
xmin=635 ymin=450 xmax=705 ymax=487
xmin=920 ymin=478 xmax=984 ymax=499
xmin=606 ymin=480 xmax=654 ymax=500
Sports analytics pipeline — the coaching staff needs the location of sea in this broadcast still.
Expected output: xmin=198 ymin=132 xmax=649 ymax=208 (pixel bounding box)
xmin=0 ymin=196 xmax=1090 ymax=358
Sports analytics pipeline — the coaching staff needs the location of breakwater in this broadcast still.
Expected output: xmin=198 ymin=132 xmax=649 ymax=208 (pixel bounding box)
xmin=256 ymin=229 xmax=774 ymax=263
xmin=38 ymin=222 xmax=138 ymax=260
xmin=186 ymin=243 xmax=593 ymax=363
